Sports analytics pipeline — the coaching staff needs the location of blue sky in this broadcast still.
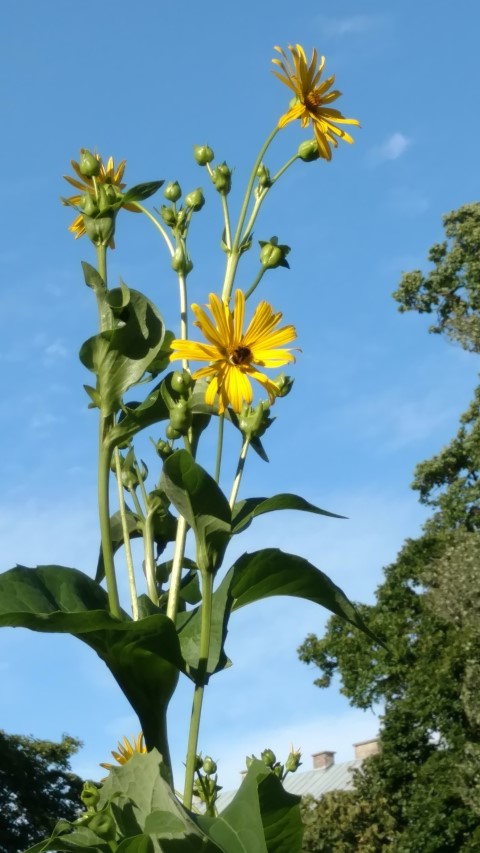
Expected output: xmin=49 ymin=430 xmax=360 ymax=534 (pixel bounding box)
xmin=1 ymin=0 xmax=479 ymax=790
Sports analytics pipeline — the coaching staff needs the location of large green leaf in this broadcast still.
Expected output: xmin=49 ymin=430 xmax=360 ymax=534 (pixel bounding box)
xmin=0 ymin=566 xmax=183 ymax=762
xmin=79 ymin=287 xmax=165 ymax=416
xmin=122 ymin=181 xmax=164 ymax=204
xmin=176 ymin=572 xmax=232 ymax=678
xmin=196 ymin=759 xmax=302 ymax=853
xmin=160 ymin=451 xmax=231 ymax=574
xmin=108 ymin=383 xmax=170 ymax=449
xmin=231 ymin=494 xmax=345 ymax=535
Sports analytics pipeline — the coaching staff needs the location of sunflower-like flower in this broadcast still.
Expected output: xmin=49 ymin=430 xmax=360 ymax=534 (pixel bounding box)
xmin=272 ymin=44 xmax=359 ymax=161
xmin=99 ymin=733 xmax=146 ymax=771
xmin=170 ymin=290 xmax=296 ymax=413
xmin=63 ymin=150 xmax=138 ymax=242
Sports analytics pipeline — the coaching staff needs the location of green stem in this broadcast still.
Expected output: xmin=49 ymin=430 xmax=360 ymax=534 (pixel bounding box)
xmin=98 ymin=440 xmax=122 ymax=618
xmin=244 ymin=267 xmax=266 ymax=301
xmin=114 ymin=449 xmax=139 ymax=620
xmin=220 ymin=194 xmax=232 ymax=250
xmin=214 ymin=413 xmax=225 ymax=483
xmin=166 ymin=514 xmax=188 ymax=623
xmin=183 ymin=572 xmax=213 ymax=809
xmin=144 ymin=511 xmax=159 ymax=605
xmin=229 ymin=438 xmax=250 ymax=508
xmin=271 ymin=153 xmax=299 ymax=184
xmin=221 ymin=125 xmax=279 ymax=304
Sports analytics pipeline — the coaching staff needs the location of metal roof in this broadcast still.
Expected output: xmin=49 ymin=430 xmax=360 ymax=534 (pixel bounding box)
xmin=216 ymin=759 xmax=363 ymax=812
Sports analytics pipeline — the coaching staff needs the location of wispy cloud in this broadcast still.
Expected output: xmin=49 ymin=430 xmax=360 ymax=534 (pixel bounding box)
xmin=370 ymin=132 xmax=411 ymax=164
xmin=319 ymin=14 xmax=381 ymax=37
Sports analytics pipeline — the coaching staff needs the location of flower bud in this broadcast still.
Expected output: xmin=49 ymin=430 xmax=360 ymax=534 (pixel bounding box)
xmin=171 ymin=369 xmax=194 ymax=396
xmin=259 ymin=237 xmax=290 ymax=270
xmin=285 ymin=746 xmax=302 ymax=774
xmin=97 ymin=184 xmax=112 ymax=213
xmin=171 ymin=245 xmax=193 ymax=276
xmin=256 ymin=163 xmax=271 ymax=189
xmin=78 ymin=149 xmax=100 ymax=178
xmin=210 ymin=162 xmax=232 ymax=195
xmin=153 ymin=439 xmax=174 ymax=461
xmin=81 ymin=781 xmax=100 ymax=811
xmin=83 ymin=213 xmax=116 ymax=247
xmin=261 ymin=748 xmax=276 ymax=768
xmin=169 ymin=399 xmax=192 ymax=433
xmin=193 ymin=144 xmax=214 ymax=166
xmin=80 ymin=193 xmax=98 ymax=217
xmin=194 ymin=753 xmax=204 ymax=772
xmin=238 ymin=401 xmax=273 ymax=439
xmin=159 ymin=205 xmax=178 ymax=227
xmin=297 ymin=139 xmax=320 ymax=162
xmin=184 ymin=188 xmax=205 ymax=211
xmin=202 ymin=756 xmax=217 ymax=775
xmin=163 ymin=181 xmax=182 ymax=202
xmin=272 ymin=763 xmax=284 ymax=779
xmin=166 ymin=424 xmax=182 ymax=441
xmin=88 ymin=810 xmax=116 ymax=841
xmin=271 ymin=373 xmax=294 ymax=398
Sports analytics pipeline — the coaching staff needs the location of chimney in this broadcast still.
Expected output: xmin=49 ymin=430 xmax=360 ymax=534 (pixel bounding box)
xmin=312 ymin=750 xmax=335 ymax=770
xmin=353 ymin=738 xmax=380 ymax=760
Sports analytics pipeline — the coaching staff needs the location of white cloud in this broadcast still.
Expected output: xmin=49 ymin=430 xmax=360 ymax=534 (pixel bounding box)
xmin=320 ymin=15 xmax=379 ymax=37
xmin=371 ymin=132 xmax=411 ymax=164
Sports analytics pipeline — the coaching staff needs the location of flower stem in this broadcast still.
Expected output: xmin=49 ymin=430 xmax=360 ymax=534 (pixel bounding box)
xmin=166 ymin=515 xmax=188 ymax=623
xmin=244 ymin=267 xmax=266 ymax=301
xmin=183 ymin=571 xmax=213 ymax=809
xmin=98 ymin=440 xmax=122 ymax=618
xmin=214 ymin=413 xmax=225 ymax=483
xmin=144 ymin=510 xmax=159 ymax=605
xmin=135 ymin=203 xmax=175 ymax=255
xmin=229 ymin=438 xmax=250 ymax=508
xmin=114 ymin=449 xmax=139 ymax=620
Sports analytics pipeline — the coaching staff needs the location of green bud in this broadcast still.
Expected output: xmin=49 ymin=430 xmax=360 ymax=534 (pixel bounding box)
xmin=272 ymin=763 xmax=284 ymax=779
xmin=259 ymin=236 xmax=290 ymax=270
xmin=159 ymin=205 xmax=178 ymax=227
xmin=202 ymin=756 xmax=217 ymax=775
xmin=261 ymin=748 xmax=276 ymax=768
xmin=163 ymin=181 xmax=182 ymax=202
xmin=104 ymin=184 xmax=118 ymax=204
xmin=184 ymin=187 xmax=205 ymax=211
xmin=166 ymin=424 xmax=182 ymax=441
xmin=256 ymin=163 xmax=271 ymax=189
xmin=297 ymin=139 xmax=320 ymax=162
xmin=78 ymin=149 xmax=100 ymax=177
xmin=153 ymin=439 xmax=174 ymax=461
xmin=171 ymin=245 xmax=193 ymax=276
xmin=97 ymin=184 xmax=111 ymax=213
xmin=80 ymin=193 xmax=98 ymax=217
xmin=285 ymin=747 xmax=302 ymax=774
xmin=171 ymin=369 xmax=194 ymax=395
xmin=88 ymin=810 xmax=116 ymax=841
xmin=271 ymin=373 xmax=294 ymax=398
xmin=210 ymin=162 xmax=232 ymax=195
xmin=193 ymin=144 xmax=214 ymax=165
xmin=169 ymin=399 xmax=192 ymax=433
xmin=80 ymin=781 xmax=100 ymax=811
xmin=194 ymin=753 xmax=204 ymax=772
xmin=238 ymin=401 xmax=273 ymax=439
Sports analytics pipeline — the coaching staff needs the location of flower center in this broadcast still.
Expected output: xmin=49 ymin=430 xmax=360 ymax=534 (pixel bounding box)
xmin=305 ymin=91 xmax=321 ymax=109
xmin=229 ymin=345 xmax=252 ymax=366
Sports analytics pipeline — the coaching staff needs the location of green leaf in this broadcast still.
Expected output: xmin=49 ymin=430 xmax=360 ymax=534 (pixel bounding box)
xmin=0 ymin=566 xmax=184 ymax=758
xmin=176 ymin=571 xmax=231 ymax=678
xmin=116 ymin=837 xmax=155 ymax=853
xmin=160 ymin=451 xmax=231 ymax=574
xmin=122 ymin=181 xmax=164 ymax=204
xmin=79 ymin=288 xmax=165 ymax=416
xmin=231 ymin=494 xmax=345 ymax=535
xmin=108 ymin=384 xmax=170 ymax=449
xmin=195 ymin=759 xmax=302 ymax=853
xmin=81 ymin=261 xmax=105 ymax=292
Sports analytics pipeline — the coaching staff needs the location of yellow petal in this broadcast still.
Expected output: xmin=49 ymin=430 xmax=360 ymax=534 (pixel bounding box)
xmin=233 ymin=290 xmax=245 ymax=343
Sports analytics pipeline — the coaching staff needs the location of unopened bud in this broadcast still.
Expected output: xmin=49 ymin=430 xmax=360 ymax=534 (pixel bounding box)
xmin=88 ymin=810 xmax=116 ymax=841
xmin=83 ymin=213 xmax=116 ymax=247
xmin=271 ymin=373 xmax=294 ymax=398
xmin=261 ymin=748 xmax=276 ymax=768
xmin=285 ymin=747 xmax=302 ymax=774
xmin=163 ymin=181 xmax=182 ymax=202
xmin=81 ymin=781 xmax=100 ymax=811
xmin=193 ymin=144 xmax=214 ymax=166
xmin=171 ymin=369 xmax=194 ymax=396
xmin=256 ymin=163 xmax=271 ymax=189
xmin=259 ymin=237 xmax=290 ymax=270
xmin=168 ymin=400 xmax=192 ymax=434
xmin=166 ymin=424 xmax=182 ymax=441
xmin=297 ymin=139 xmax=320 ymax=162
xmin=171 ymin=245 xmax=193 ymax=276
xmin=159 ymin=205 xmax=178 ymax=227
xmin=202 ymin=756 xmax=217 ymax=775
xmin=78 ymin=149 xmax=100 ymax=178
xmin=210 ymin=162 xmax=231 ymax=195
xmin=272 ymin=763 xmax=284 ymax=779
xmin=80 ymin=193 xmax=98 ymax=217
xmin=153 ymin=439 xmax=173 ymax=461
xmin=184 ymin=188 xmax=205 ymax=211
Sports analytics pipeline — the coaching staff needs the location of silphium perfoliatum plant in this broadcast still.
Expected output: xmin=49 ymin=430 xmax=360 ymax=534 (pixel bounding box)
xmin=0 ymin=44 xmax=369 ymax=853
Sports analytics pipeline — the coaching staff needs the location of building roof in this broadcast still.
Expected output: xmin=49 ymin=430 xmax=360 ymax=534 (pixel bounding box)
xmin=216 ymin=758 xmax=363 ymax=812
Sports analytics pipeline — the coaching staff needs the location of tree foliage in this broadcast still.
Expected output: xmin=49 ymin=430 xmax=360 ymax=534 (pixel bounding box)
xmin=298 ymin=202 xmax=480 ymax=851
xmin=0 ymin=730 xmax=83 ymax=853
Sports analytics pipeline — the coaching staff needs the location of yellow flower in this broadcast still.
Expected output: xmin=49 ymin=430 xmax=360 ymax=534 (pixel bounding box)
xmin=272 ymin=44 xmax=359 ymax=161
xmin=99 ymin=733 xmax=146 ymax=771
xmin=63 ymin=150 xmax=138 ymax=242
xmin=170 ymin=290 xmax=296 ymax=413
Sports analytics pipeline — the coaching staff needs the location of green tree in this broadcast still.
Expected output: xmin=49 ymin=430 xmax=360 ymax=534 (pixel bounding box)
xmin=297 ymin=203 xmax=480 ymax=851
xmin=0 ymin=730 xmax=83 ymax=853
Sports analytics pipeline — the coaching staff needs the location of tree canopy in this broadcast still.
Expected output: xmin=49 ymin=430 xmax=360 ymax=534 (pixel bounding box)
xmin=298 ymin=202 xmax=480 ymax=851
xmin=0 ymin=730 xmax=83 ymax=853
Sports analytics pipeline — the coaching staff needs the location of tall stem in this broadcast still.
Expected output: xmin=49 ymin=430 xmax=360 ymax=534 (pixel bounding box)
xmin=114 ymin=449 xmax=139 ymax=620
xmin=183 ymin=572 xmax=213 ymax=809
xmin=166 ymin=515 xmax=188 ymax=623
xmin=229 ymin=438 xmax=250 ymax=508
xmin=214 ymin=414 xmax=225 ymax=484
xmin=98 ymin=440 xmax=121 ymax=618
